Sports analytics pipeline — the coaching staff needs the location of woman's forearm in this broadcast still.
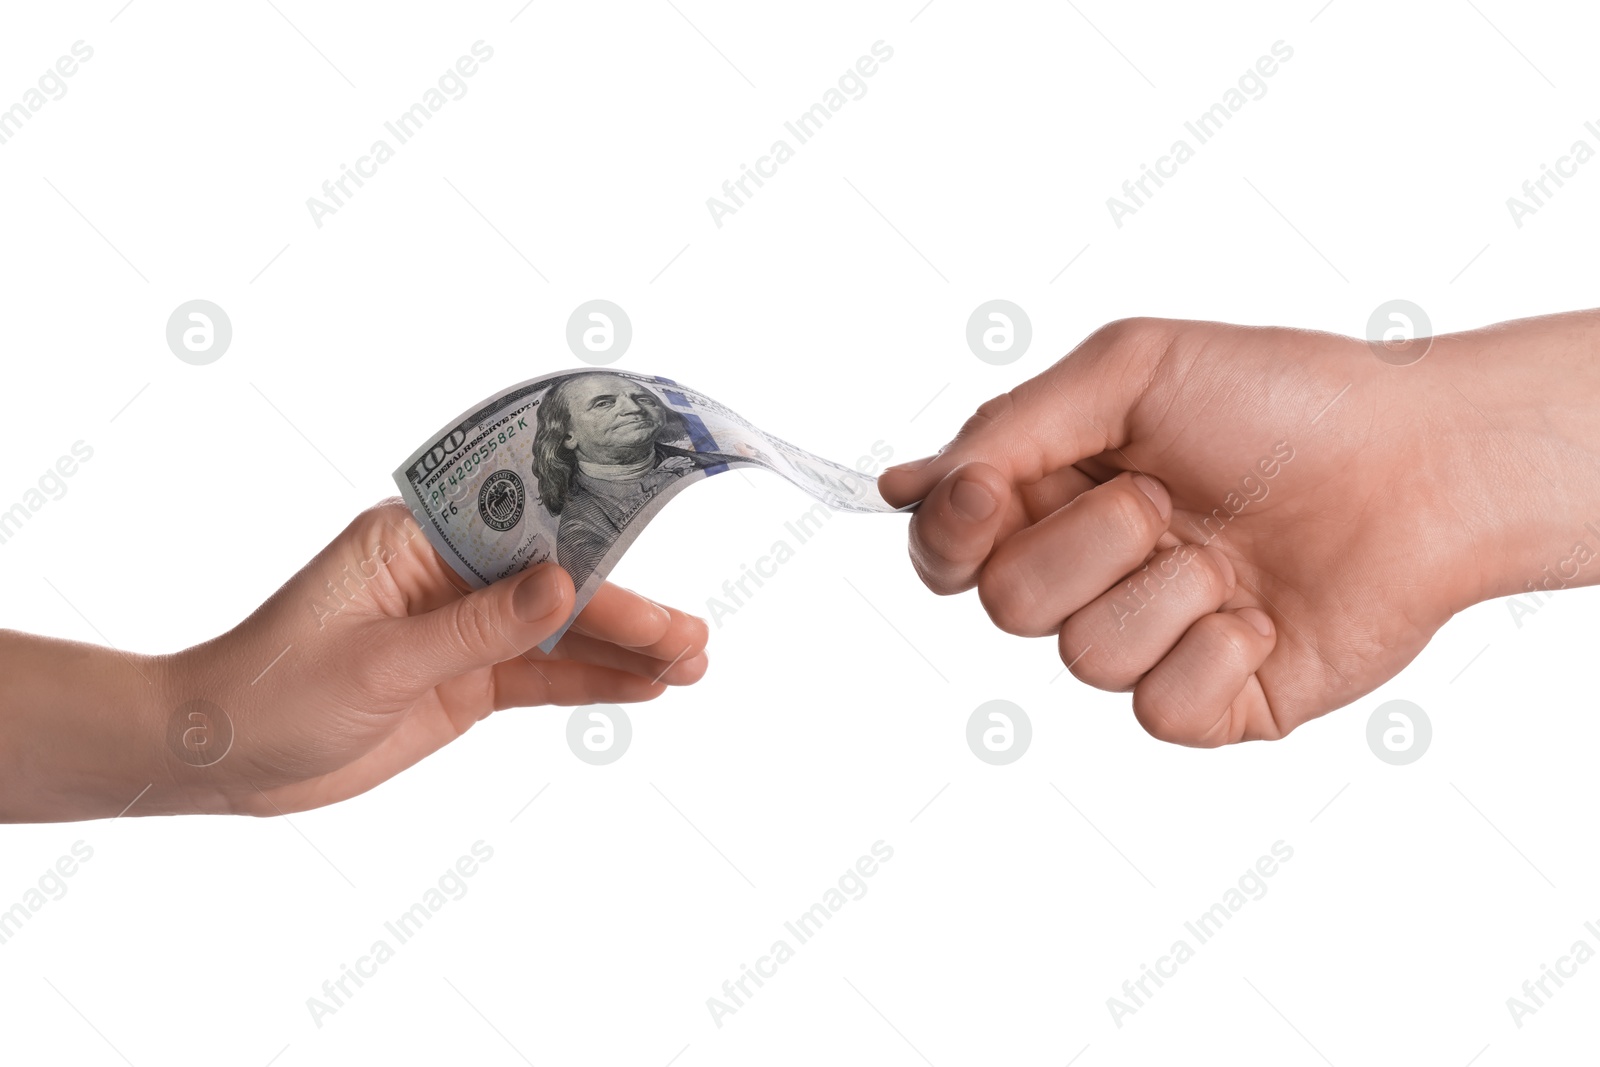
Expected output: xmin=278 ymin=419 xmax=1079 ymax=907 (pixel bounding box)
xmin=0 ymin=631 xmax=198 ymax=823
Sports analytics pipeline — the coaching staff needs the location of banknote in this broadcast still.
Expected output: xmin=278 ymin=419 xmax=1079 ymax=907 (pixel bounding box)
xmin=394 ymin=368 xmax=902 ymax=651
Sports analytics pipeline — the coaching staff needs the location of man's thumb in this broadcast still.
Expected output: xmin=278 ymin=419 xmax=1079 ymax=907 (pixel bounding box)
xmin=390 ymin=563 xmax=575 ymax=689
xmin=879 ymin=317 xmax=1169 ymax=507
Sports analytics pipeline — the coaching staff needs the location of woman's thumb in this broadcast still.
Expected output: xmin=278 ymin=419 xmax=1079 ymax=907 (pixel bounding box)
xmin=386 ymin=563 xmax=575 ymax=689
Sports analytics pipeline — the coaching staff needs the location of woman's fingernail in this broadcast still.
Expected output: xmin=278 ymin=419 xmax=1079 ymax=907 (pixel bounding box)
xmin=886 ymin=454 xmax=938 ymax=475
xmin=1242 ymin=608 xmax=1274 ymax=637
xmin=637 ymin=594 xmax=672 ymax=630
xmin=1131 ymin=474 xmax=1171 ymax=522
xmin=514 ymin=565 xmax=565 ymax=621
xmin=950 ymin=477 xmax=997 ymax=522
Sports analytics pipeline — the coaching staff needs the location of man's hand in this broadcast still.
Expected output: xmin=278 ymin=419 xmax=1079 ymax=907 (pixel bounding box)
xmin=879 ymin=314 xmax=1600 ymax=746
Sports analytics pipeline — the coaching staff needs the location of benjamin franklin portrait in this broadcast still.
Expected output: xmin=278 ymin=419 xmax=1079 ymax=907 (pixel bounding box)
xmin=531 ymin=373 xmax=737 ymax=589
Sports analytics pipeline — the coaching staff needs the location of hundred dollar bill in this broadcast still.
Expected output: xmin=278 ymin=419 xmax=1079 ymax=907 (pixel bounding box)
xmin=394 ymin=368 xmax=900 ymax=651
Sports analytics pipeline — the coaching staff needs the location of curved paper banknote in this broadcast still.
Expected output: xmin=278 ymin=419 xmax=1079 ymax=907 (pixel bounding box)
xmin=394 ymin=368 xmax=901 ymax=651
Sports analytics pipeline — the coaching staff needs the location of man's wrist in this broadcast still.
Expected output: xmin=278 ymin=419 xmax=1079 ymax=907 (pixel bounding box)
xmin=1419 ymin=311 xmax=1600 ymax=609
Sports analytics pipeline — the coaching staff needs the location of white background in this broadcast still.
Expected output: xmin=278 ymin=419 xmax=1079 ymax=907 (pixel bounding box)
xmin=2 ymin=1 xmax=1598 ymax=1063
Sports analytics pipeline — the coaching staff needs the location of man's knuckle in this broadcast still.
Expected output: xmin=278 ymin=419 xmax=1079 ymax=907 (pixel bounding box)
xmin=1060 ymin=640 xmax=1117 ymax=690
xmin=954 ymin=392 xmax=1016 ymax=443
xmin=1206 ymin=616 xmax=1255 ymax=667
xmin=1197 ymin=549 xmax=1232 ymax=600
xmin=972 ymin=391 xmax=1016 ymax=423
xmin=978 ymin=562 xmax=1044 ymax=635
xmin=1132 ymin=685 xmax=1191 ymax=745
xmin=1094 ymin=316 xmax=1166 ymax=350
xmin=909 ymin=541 xmax=960 ymax=595
xmin=1169 ymin=546 xmax=1219 ymax=600
xmin=1104 ymin=483 xmax=1159 ymax=546
xmin=1058 ymin=617 xmax=1091 ymax=662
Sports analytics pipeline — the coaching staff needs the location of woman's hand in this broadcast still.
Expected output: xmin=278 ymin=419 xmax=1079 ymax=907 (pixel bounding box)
xmin=154 ymin=499 xmax=709 ymax=816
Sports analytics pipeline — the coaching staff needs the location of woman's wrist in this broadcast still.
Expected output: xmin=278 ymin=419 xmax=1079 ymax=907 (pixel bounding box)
xmin=0 ymin=633 xmax=237 ymax=821
xmin=144 ymin=646 xmax=246 ymax=817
